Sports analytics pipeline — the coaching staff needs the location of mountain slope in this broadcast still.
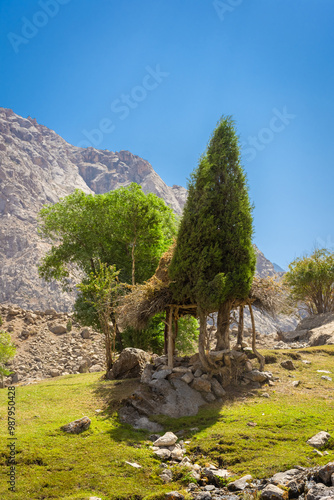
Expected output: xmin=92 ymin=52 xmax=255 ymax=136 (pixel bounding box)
xmin=0 ymin=107 xmax=186 ymax=310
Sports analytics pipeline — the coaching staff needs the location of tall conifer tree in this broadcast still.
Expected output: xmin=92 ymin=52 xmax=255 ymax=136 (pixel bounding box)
xmin=169 ymin=116 xmax=255 ymax=353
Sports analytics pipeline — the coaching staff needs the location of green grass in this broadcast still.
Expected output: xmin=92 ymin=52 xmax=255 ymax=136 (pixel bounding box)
xmin=1 ymin=346 xmax=334 ymax=499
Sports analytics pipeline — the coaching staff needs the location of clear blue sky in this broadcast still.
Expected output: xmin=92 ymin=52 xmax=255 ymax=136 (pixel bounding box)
xmin=1 ymin=0 xmax=334 ymax=269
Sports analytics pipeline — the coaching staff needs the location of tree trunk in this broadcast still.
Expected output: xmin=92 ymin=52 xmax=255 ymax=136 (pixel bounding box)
xmin=104 ymin=329 xmax=113 ymax=372
xmin=248 ymin=301 xmax=265 ymax=371
xmin=198 ymin=308 xmax=214 ymax=373
xmin=131 ymin=236 xmax=136 ymax=285
xmin=167 ymin=307 xmax=174 ymax=369
xmin=237 ymin=305 xmax=244 ymax=346
xmin=216 ymin=301 xmax=231 ymax=351
xmin=163 ymin=309 xmax=169 ymax=355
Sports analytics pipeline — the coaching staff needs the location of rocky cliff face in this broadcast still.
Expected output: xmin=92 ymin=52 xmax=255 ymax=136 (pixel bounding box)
xmin=0 ymin=107 xmax=186 ymax=311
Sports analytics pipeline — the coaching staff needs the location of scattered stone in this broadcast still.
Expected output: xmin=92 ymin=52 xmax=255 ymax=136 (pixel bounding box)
xmin=49 ymin=324 xmax=67 ymax=335
xmin=154 ymin=432 xmax=178 ymax=447
xmin=292 ymin=380 xmax=300 ymax=387
xmin=307 ymin=432 xmax=331 ymax=449
xmin=110 ymin=348 xmax=151 ymax=379
xmin=317 ymin=370 xmax=331 ymax=374
xmin=61 ymin=416 xmax=91 ymax=434
xmin=191 ymin=377 xmax=211 ymax=393
xmin=81 ymin=328 xmax=91 ymax=339
xmin=154 ymin=448 xmax=171 ymax=460
xmin=281 ymin=360 xmax=296 ymax=370
xmin=306 ymin=483 xmax=334 ymax=500
xmin=181 ymin=372 xmax=194 ymax=384
xmin=321 ymin=376 xmax=332 ymax=381
xmin=247 ymin=422 xmax=257 ymax=427
xmin=261 ymin=392 xmax=270 ymax=398
xmin=125 ymin=461 xmax=142 ymax=468
xmin=152 ymin=369 xmax=172 ymax=380
xmin=89 ymin=364 xmax=104 ymax=373
xmin=303 ymin=360 xmax=311 ymax=364
xmin=164 ymin=492 xmax=184 ymax=500
xmin=260 ymin=484 xmax=288 ymax=499
xmin=317 ymin=462 xmax=334 ymax=484
xmin=228 ymin=474 xmax=253 ymax=491
xmin=211 ymin=377 xmax=226 ymax=398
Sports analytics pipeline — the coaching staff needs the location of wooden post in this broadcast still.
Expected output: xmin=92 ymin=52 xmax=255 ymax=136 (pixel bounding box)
xmin=248 ymin=301 xmax=265 ymax=371
xmin=167 ymin=306 xmax=174 ymax=369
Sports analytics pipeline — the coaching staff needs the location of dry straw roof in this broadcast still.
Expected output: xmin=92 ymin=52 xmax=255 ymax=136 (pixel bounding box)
xmin=117 ymin=244 xmax=287 ymax=329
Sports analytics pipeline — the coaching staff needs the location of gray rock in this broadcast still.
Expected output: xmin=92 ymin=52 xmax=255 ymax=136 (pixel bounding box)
xmin=191 ymin=377 xmax=211 ymax=393
xmin=307 ymin=431 xmax=331 ymax=449
xmin=306 ymin=483 xmax=334 ymax=500
xmin=194 ymin=368 xmax=203 ymax=377
xmin=154 ymin=448 xmax=171 ymax=460
xmin=154 ymin=432 xmax=178 ymax=447
xmin=181 ymin=371 xmax=194 ymax=384
xmin=164 ymin=492 xmax=184 ymax=500
xmin=79 ymin=360 xmax=91 ymax=373
xmin=89 ymin=364 xmax=104 ymax=372
xmin=49 ymin=324 xmax=67 ymax=335
xmin=321 ymin=376 xmax=332 ymax=381
xmin=81 ymin=328 xmax=91 ymax=339
xmin=228 ymin=474 xmax=253 ymax=491
xmin=281 ymin=360 xmax=296 ymax=370
xmin=141 ymin=364 xmax=154 ymax=384
xmin=49 ymin=369 xmax=60 ymax=377
xmin=244 ymin=370 xmax=271 ymax=383
xmin=152 ymin=369 xmax=173 ymax=380
xmin=211 ymin=377 xmax=226 ymax=398
xmin=318 ymin=462 xmax=334 ymax=484
xmin=61 ymin=416 xmax=91 ymax=434
xmin=110 ymin=348 xmax=150 ymax=379
xmin=261 ymin=484 xmax=287 ymax=499
xmin=271 ymin=468 xmax=301 ymax=485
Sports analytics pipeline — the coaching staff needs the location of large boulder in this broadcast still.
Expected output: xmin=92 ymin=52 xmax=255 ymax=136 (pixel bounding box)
xmin=110 ymin=348 xmax=151 ymax=379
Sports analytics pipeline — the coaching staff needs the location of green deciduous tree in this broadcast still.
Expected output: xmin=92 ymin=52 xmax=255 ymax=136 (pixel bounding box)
xmin=169 ymin=116 xmax=255 ymax=359
xmin=38 ymin=183 xmax=176 ymax=288
xmin=284 ymin=248 xmax=334 ymax=315
xmin=0 ymin=331 xmax=16 ymax=385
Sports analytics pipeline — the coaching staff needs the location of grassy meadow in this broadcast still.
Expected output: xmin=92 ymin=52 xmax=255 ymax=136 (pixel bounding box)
xmin=1 ymin=345 xmax=334 ymax=499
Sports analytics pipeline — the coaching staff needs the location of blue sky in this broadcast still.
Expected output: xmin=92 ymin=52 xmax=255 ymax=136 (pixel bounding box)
xmin=1 ymin=0 xmax=334 ymax=269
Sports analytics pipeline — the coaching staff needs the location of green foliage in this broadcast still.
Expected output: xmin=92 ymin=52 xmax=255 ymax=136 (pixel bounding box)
xmin=38 ymin=183 xmax=177 ymax=289
xmin=121 ymin=314 xmax=166 ymax=354
xmin=169 ymin=116 xmax=255 ymax=311
xmin=0 ymin=330 xmax=16 ymax=381
xmin=284 ymin=248 xmax=334 ymax=315
xmin=77 ymin=262 xmax=122 ymax=369
xmin=66 ymin=318 xmax=72 ymax=332
xmin=176 ymin=315 xmax=199 ymax=355
xmin=0 ymin=315 xmax=3 ymax=327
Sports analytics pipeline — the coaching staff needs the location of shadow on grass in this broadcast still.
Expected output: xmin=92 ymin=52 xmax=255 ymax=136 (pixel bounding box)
xmin=91 ymin=374 xmax=265 ymax=444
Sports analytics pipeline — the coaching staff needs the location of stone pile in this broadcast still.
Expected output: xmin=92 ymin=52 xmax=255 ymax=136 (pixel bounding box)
xmin=160 ymin=461 xmax=334 ymax=500
xmin=119 ymin=349 xmax=274 ymax=429
xmin=0 ymin=304 xmax=106 ymax=386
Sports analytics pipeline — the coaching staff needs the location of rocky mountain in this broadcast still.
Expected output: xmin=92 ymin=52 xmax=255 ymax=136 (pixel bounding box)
xmin=0 ymin=107 xmax=186 ymax=311
xmin=0 ymin=107 xmax=293 ymax=333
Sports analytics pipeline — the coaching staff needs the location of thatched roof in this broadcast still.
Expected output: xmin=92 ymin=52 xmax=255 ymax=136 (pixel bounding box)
xmin=117 ymin=243 xmax=288 ymax=329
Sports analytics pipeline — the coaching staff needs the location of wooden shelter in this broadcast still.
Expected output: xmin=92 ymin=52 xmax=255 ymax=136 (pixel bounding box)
xmin=117 ymin=244 xmax=287 ymax=372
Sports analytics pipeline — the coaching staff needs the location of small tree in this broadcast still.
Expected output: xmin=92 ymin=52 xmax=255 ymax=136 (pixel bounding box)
xmin=169 ymin=116 xmax=255 ymax=364
xmin=0 ymin=331 xmax=16 ymax=385
xmin=76 ymin=262 xmax=121 ymax=372
xmin=284 ymin=248 xmax=334 ymax=315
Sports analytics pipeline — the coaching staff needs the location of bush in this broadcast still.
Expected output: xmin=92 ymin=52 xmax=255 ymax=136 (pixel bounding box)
xmin=0 ymin=315 xmax=3 ymax=327
xmin=0 ymin=331 xmax=16 ymax=383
